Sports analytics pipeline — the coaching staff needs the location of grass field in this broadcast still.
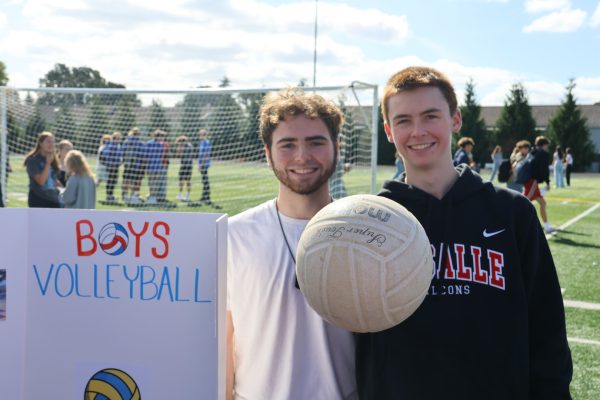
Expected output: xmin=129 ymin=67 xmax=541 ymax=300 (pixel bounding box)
xmin=4 ymin=157 xmax=600 ymax=397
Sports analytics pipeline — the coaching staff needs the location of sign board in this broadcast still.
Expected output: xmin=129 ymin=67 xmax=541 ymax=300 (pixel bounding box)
xmin=0 ymin=208 xmax=227 ymax=399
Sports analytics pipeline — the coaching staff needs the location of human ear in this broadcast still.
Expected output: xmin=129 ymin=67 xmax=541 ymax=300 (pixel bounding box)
xmin=384 ymin=122 xmax=394 ymax=143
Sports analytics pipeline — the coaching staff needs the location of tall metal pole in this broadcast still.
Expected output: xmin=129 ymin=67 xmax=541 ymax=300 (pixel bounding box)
xmin=0 ymin=87 xmax=7 ymax=206
xmin=313 ymin=0 xmax=318 ymax=87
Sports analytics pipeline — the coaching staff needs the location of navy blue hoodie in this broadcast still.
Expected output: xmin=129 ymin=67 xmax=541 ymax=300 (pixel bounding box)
xmin=355 ymin=166 xmax=572 ymax=399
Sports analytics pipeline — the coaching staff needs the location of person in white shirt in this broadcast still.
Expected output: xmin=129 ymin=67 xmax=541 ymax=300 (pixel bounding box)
xmin=226 ymin=88 xmax=357 ymax=400
xmin=565 ymin=147 xmax=574 ymax=186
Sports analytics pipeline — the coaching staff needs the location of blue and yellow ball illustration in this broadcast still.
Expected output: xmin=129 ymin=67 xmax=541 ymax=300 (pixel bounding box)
xmin=98 ymin=223 xmax=129 ymax=256
xmin=84 ymin=368 xmax=140 ymax=400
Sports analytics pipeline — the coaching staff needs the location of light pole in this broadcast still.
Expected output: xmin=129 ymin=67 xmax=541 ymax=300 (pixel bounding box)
xmin=313 ymin=0 xmax=318 ymax=87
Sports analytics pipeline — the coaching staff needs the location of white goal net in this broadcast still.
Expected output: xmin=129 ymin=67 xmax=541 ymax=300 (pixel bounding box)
xmin=0 ymin=84 xmax=378 ymax=215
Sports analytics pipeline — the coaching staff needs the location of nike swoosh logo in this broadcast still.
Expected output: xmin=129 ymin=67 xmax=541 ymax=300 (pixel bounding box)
xmin=483 ymin=228 xmax=506 ymax=238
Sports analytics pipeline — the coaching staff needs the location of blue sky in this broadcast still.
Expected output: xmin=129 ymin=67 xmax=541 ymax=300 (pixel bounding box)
xmin=1 ymin=0 xmax=599 ymax=105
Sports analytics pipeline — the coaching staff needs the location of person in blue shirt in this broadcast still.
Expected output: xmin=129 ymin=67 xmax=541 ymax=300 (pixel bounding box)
xmin=145 ymin=129 xmax=167 ymax=205
xmin=23 ymin=131 xmax=62 ymax=208
xmin=121 ymin=127 xmax=145 ymax=204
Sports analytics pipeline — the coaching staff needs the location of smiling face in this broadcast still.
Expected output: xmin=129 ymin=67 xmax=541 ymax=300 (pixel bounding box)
xmin=266 ymin=114 xmax=337 ymax=196
xmin=384 ymin=86 xmax=461 ymax=173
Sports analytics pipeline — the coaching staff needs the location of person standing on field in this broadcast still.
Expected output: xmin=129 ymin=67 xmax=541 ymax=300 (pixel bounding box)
xmin=523 ymin=135 xmax=555 ymax=234
xmin=226 ymin=88 xmax=357 ymax=400
xmin=24 ymin=131 xmax=62 ymax=208
xmin=564 ymin=147 xmax=574 ymax=186
xmin=197 ymin=129 xmax=213 ymax=205
xmin=489 ymin=145 xmax=503 ymax=182
xmin=355 ymin=66 xmax=572 ymax=399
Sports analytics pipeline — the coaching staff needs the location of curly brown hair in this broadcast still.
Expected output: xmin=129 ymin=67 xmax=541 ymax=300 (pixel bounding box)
xmin=259 ymin=87 xmax=344 ymax=147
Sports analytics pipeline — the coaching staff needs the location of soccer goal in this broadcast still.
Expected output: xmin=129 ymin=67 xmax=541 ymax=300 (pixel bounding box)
xmin=0 ymin=83 xmax=379 ymax=214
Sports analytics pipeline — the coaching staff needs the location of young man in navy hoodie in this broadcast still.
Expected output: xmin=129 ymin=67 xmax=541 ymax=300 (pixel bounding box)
xmin=355 ymin=66 xmax=572 ymax=399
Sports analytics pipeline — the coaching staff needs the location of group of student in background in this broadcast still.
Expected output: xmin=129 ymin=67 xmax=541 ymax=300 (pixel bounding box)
xmin=443 ymin=135 xmax=575 ymax=234
xmin=22 ymin=127 xmax=214 ymax=209
xmin=95 ymin=127 xmax=213 ymax=206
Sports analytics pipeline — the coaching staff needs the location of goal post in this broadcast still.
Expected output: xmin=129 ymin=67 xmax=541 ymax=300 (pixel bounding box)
xmin=0 ymin=83 xmax=379 ymax=214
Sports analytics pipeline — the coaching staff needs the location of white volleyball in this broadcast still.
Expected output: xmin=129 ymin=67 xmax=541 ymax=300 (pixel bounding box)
xmin=296 ymin=194 xmax=433 ymax=333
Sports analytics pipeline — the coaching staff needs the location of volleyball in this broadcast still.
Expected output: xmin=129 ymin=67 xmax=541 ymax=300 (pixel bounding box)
xmin=99 ymin=223 xmax=129 ymax=256
xmin=84 ymin=368 xmax=140 ymax=400
xmin=296 ymin=194 xmax=433 ymax=333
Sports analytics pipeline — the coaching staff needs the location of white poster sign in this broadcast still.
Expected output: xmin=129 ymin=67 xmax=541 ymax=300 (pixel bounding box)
xmin=0 ymin=208 xmax=227 ymax=400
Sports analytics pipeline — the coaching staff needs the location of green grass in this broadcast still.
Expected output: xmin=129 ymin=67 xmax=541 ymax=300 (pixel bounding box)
xmin=5 ymin=159 xmax=600 ymax=399
xmin=5 ymin=155 xmax=375 ymax=216
xmin=481 ymin=170 xmax=600 ymax=398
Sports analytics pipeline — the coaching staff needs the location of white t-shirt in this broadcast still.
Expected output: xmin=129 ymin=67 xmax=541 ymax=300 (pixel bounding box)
xmin=566 ymin=153 xmax=573 ymax=166
xmin=227 ymin=199 xmax=357 ymax=400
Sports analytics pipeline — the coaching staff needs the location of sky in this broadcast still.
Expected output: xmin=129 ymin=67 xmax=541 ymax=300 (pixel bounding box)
xmin=1 ymin=0 xmax=600 ymax=106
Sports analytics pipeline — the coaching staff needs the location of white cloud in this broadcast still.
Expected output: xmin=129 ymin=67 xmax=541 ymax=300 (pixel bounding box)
xmin=0 ymin=12 xmax=7 ymax=29
xmin=525 ymin=0 xmax=571 ymax=13
xmin=572 ymin=76 xmax=600 ymax=104
xmin=523 ymin=8 xmax=587 ymax=32
xmin=591 ymin=3 xmax=600 ymax=27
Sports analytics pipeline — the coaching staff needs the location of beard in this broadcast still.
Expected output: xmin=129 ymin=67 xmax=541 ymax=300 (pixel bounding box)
xmin=269 ymin=151 xmax=338 ymax=195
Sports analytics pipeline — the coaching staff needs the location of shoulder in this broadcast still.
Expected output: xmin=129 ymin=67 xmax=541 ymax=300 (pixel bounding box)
xmin=490 ymin=184 xmax=537 ymax=219
xmin=230 ymin=201 xmax=274 ymax=230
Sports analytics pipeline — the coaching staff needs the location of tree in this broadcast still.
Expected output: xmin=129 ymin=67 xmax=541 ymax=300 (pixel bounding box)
xmin=178 ymin=93 xmax=205 ymax=138
xmin=7 ymin=109 xmax=22 ymax=152
xmin=149 ymin=100 xmax=171 ymax=133
xmin=459 ymin=78 xmax=490 ymax=167
xmin=376 ymin=111 xmax=396 ymax=165
xmin=238 ymin=92 xmax=265 ymax=161
xmin=219 ymin=76 xmax=231 ymax=88
xmin=81 ymin=102 xmax=110 ymax=149
xmin=37 ymin=63 xmax=127 ymax=106
xmin=207 ymin=94 xmax=242 ymax=159
xmin=24 ymin=106 xmax=47 ymax=147
xmin=53 ymin=106 xmax=77 ymax=144
xmin=546 ymin=80 xmax=595 ymax=171
xmin=494 ymin=82 xmax=537 ymax=152
xmin=113 ymin=98 xmax=137 ymax=134
xmin=0 ymin=61 xmax=8 ymax=86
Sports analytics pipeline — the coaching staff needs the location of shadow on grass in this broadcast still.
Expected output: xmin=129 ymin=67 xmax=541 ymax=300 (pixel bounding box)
xmin=551 ymin=232 xmax=600 ymax=249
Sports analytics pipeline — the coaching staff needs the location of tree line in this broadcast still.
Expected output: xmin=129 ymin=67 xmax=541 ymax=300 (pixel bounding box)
xmin=378 ymin=78 xmax=595 ymax=171
xmin=1 ymin=62 xmax=597 ymax=171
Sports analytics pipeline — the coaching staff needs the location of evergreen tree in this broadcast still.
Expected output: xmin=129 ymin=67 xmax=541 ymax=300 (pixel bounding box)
xmin=179 ymin=94 xmax=207 ymax=137
xmin=338 ymin=99 xmax=355 ymax=165
xmin=494 ymin=83 xmax=537 ymax=152
xmin=149 ymin=99 xmax=171 ymax=133
xmin=7 ymin=109 xmax=22 ymax=153
xmin=459 ymin=78 xmax=489 ymax=167
xmin=219 ymin=76 xmax=231 ymax=88
xmin=53 ymin=106 xmax=77 ymax=144
xmin=546 ymin=80 xmax=595 ymax=171
xmin=114 ymin=98 xmax=137 ymax=134
xmin=0 ymin=61 xmax=8 ymax=86
xmin=376 ymin=111 xmax=396 ymax=166
xmin=238 ymin=92 xmax=265 ymax=161
xmin=24 ymin=106 xmax=47 ymax=147
xmin=207 ymin=94 xmax=242 ymax=160
xmin=81 ymin=102 xmax=110 ymax=149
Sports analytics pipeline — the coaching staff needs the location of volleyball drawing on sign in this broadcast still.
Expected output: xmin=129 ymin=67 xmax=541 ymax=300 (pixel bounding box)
xmin=99 ymin=223 xmax=130 ymax=256
xmin=84 ymin=368 xmax=140 ymax=400
xmin=296 ymin=194 xmax=434 ymax=333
